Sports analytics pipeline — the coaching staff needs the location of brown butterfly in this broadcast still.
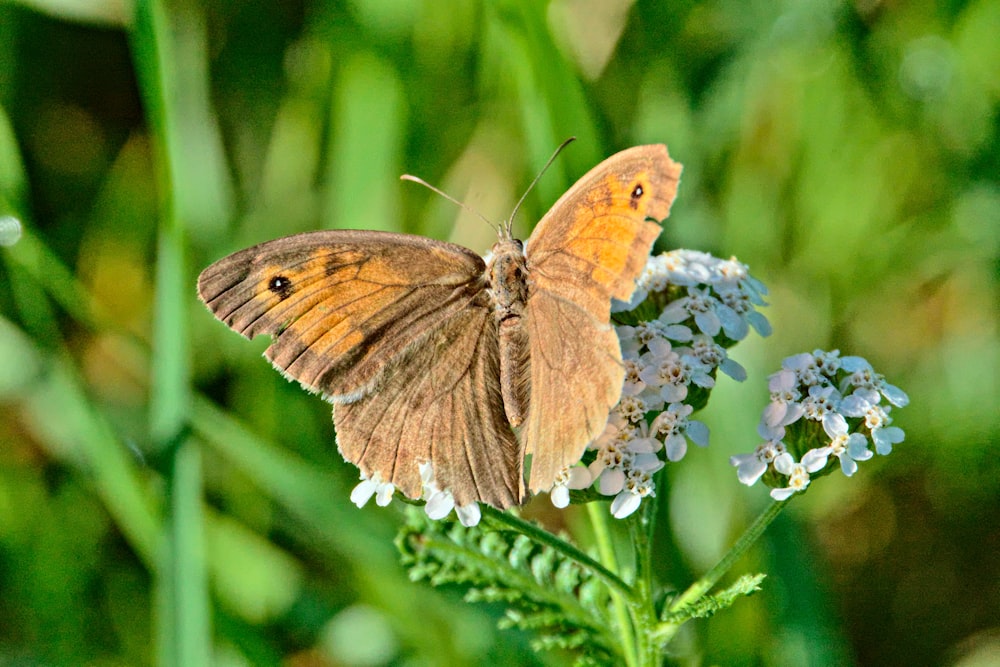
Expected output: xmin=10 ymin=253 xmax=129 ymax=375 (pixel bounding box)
xmin=198 ymin=145 xmax=682 ymax=510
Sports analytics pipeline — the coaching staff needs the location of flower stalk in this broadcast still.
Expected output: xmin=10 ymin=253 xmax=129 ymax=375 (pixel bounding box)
xmin=587 ymin=502 xmax=639 ymax=667
xmin=653 ymin=498 xmax=788 ymax=645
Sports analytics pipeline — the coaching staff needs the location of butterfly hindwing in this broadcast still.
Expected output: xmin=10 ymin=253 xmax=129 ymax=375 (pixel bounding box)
xmin=334 ymin=303 xmax=524 ymax=508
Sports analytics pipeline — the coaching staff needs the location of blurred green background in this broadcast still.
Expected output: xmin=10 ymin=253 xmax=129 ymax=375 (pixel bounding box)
xmin=1 ymin=0 xmax=998 ymax=665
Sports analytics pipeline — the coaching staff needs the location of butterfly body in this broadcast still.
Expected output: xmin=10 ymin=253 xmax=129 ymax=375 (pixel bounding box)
xmin=486 ymin=236 xmax=531 ymax=428
xmin=199 ymin=145 xmax=682 ymax=509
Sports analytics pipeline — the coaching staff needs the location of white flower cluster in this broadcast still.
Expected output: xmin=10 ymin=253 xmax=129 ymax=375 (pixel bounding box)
xmin=615 ymin=250 xmax=771 ymax=341
xmin=551 ymin=250 xmax=771 ymax=518
xmin=730 ymin=350 xmax=909 ymax=500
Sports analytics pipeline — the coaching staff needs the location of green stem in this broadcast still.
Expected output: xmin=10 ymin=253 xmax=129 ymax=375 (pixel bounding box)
xmin=653 ymin=499 xmax=788 ymax=645
xmin=629 ymin=500 xmax=660 ymax=667
xmin=631 ymin=494 xmax=658 ymax=604
xmin=588 ymin=503 xmax=638 ymax=667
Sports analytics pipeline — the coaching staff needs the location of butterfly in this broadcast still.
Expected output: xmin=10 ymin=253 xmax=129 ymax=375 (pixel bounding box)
xmin=198 ymin=144 xmax=682 ymax=510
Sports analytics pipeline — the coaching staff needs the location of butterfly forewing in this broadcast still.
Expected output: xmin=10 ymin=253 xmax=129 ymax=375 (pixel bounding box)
xmin=198 ymin=230 xmax=488 ymax=399
xmin=526 ymin=145 xmax=681 ymax=304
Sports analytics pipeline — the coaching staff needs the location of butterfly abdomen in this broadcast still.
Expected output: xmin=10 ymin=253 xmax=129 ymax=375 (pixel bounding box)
xmin=487 ymin=238 xmax=532 ymax=428
xmin=498 ymin=318 xmax=530 ymax=427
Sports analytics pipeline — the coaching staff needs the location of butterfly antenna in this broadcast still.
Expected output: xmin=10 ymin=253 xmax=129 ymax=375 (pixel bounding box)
xmin=400 ymin=174 xmax=496 ymax=232
xmin=506 ymin=136 xmax=577 ymax=236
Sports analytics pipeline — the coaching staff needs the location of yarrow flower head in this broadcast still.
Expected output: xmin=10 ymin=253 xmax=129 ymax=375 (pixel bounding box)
xmin=731 ymin=350 xmax=909 ymax=500
xmin=557 ymin=250 xmax=769 ymax=518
